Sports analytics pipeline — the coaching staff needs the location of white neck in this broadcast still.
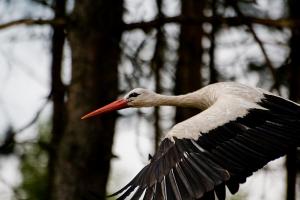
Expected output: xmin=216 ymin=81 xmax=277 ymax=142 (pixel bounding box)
xmin=153 ymin=92 xmax=210 ymax=110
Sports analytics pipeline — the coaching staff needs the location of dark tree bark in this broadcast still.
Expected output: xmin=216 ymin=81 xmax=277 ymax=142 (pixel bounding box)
xmin=48 ymin=1 xmax=66 ymax=199
xmin=287 ymin=1 xmax=300 ymax=200
xmin=152 ymin=0 xmax=165 ymax=151
xmin=175 ymin=0 xmax=205 ymax=123
xmin=208 ymin=0 xmax=218 ymax=84
xmin=52 ymin=1 xmax=123 ymax=200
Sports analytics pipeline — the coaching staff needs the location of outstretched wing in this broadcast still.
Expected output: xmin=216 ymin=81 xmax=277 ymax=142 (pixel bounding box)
xmin=110 ymin=94 xmax=300 ymax=200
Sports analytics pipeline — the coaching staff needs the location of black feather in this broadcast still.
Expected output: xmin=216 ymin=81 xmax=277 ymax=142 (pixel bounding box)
xmin=215 ymin=183 xmax=226 ymax=200
xmin=110 ymin=93 xmax=300 ymax=200
xmin=168 ymin=169 xmax=182 ymax=200
xmin=131 ymin=187 xmax=145 ymax=200
xmin=175 ymin=163 xmax=195 ymax=197
xmin=143 ymin=185 xmax=155 ymax=200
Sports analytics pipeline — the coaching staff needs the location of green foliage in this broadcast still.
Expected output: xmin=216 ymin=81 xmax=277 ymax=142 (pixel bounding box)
xmin=16 ymin=122 xmax=50 ymax=200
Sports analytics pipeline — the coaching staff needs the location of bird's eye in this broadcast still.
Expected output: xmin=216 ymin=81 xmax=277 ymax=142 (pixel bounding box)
xmin=128 ymin=92 xmax=140 ymax=98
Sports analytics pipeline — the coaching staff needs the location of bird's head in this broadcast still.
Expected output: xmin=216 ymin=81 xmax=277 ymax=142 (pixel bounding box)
xmin=81 ymin=88 xmax=157 ymax=119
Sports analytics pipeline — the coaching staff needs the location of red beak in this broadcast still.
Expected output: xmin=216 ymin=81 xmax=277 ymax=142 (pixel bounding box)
xmin=81 ymin=99 xmax=128 ymax=119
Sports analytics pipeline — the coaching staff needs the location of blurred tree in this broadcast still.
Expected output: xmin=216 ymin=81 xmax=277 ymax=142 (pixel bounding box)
xmin=52 ymin=0 xmax=123 ymax=200
xmin=208 ymin=0 xmax=219 ymax=84
xmin=48 ymin=1 xmax=66 ymax=200
xmin=286 ymin=0 xmax=300 ymax=199
xmin=175 ymin=0 xmax=205 ymax=123
xmin=152 ymin=0 xmax=165 ymax=151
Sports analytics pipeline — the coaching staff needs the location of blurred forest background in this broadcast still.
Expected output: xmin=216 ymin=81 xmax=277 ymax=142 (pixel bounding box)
xmin=0 ymin=0 xmax=300 ymax=200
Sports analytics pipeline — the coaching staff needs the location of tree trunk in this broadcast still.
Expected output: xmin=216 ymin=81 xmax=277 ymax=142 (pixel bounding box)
xmin=48 ymin=1 xmax=66 ymax=199
xmin=175 ymin=0 xmax=205 ymax=123
xmin=208 ymin=0 xmax=218 ymax=84
xmin=52 ymin=1 xmax=123 ymax=200
xmin=287 ymin=1 xmax=300 ymax=200
xmin=152 ymin=0 xmax=165 ymax=151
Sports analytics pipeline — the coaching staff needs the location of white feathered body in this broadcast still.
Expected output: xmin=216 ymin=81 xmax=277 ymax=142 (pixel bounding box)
xmin=167 ymin=82 xmax=272 ymax=139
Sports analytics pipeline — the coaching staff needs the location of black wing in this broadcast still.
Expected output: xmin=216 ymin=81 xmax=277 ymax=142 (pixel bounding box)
xmin=110 ymin=94 xmax=300 ymax=200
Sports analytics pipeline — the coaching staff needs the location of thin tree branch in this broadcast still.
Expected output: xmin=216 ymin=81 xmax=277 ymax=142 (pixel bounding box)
xmin=229 ymin=1 xmax=280 ymax=92
xmin=31 ymin=0 xmax=54 ymax=9
xmin=1 ymin=14 xmax=297 ymax=33
xmin=0 ymin=18 xmax=65 ymax=30
xmin=121 ymin=32 xmax=156 ymax=87
xmin=15 ymin=95 xmax=51 ymax=134
xmin=123 ymin=15 xmax=300 ymax=31
xmin=252 ymin=30 xmax=279 ymax=90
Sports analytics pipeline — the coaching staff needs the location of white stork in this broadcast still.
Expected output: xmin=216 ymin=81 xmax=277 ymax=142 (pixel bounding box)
xmin=81 ymin=82 xmax=300 ymax=200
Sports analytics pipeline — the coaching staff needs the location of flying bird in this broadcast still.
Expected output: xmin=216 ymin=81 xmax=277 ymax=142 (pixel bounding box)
xmin=81 ymin=82 xmax=300 ymax=200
